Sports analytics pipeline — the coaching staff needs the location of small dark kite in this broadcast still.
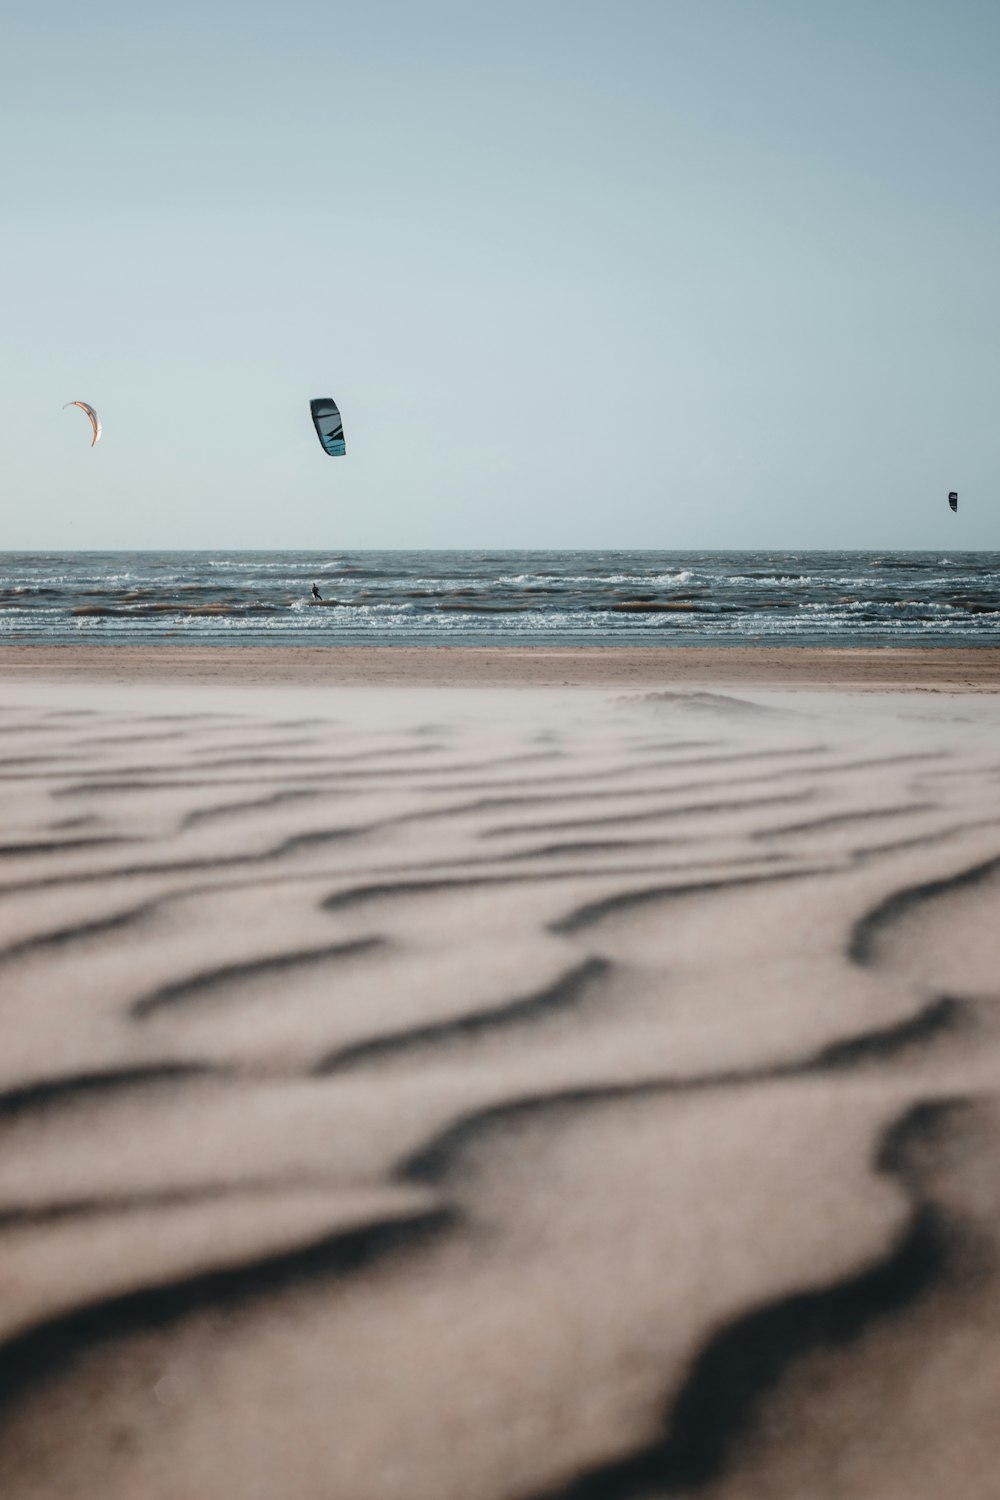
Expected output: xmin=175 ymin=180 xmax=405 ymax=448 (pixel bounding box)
xmin=310 ymin=398 xmax=346 ymax=457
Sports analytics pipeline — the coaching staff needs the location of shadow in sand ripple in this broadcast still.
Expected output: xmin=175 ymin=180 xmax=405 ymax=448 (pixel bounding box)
xmin=0 ymin=1065 xmax=221 ymax=1123
xmin=849 ymin=854 xmax=1000 ymax=966
xmin=0 ymin=1207 xmax=453 ymax=1410
xmin=528 ymin=1103 xmax=959 ymax=1499
xmin=0 ymin=898 xmax=164 ymax=962
xmin=315 ymin=957 xmax=611 ymax=1075
xmin=131 ymin=937 xmax=384 ymax=1019
xmin=811 ymin=996 xmax=973 ymax=1071
xmin=550 ymin=867 xmax=828 ymax=935
xmin=181 ymin=789 xmax=324 ymax=829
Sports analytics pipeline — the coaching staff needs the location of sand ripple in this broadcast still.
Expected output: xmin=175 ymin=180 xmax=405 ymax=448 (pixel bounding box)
xmin=0 ymin=683 xmax=998 ymax=1497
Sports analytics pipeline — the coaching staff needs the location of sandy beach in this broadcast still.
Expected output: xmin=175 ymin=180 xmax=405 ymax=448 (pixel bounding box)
xmin=2 ymin=643 xmax=1000 ymax=688
xmin=1 ymin=646 xmax=1000 ymax=1498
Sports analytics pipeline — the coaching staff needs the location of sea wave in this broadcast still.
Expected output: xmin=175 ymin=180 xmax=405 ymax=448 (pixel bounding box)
xmin=2 ymin=549 xmax=997 ymax=647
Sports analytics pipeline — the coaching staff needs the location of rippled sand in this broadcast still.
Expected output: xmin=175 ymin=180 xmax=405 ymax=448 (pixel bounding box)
xmin=1 ymin=652 xmax=999 ymax=1499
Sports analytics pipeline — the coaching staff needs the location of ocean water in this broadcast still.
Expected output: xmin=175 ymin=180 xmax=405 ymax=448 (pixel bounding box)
xmin=1 ymin=551 xmax=998 ymax=646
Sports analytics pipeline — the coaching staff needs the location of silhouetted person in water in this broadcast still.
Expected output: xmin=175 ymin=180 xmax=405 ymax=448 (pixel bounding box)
xmin=311 ymin=582 xmax=322 ymax=601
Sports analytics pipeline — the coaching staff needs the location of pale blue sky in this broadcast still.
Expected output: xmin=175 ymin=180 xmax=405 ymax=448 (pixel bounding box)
xmin=3 ymin=0 xmax=997 ymax=549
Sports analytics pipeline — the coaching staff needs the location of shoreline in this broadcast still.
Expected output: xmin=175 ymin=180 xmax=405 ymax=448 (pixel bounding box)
xmin=1 ymin=643 xmax=999 ymax=690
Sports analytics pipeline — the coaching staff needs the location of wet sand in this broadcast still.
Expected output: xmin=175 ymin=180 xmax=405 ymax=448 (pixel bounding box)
xmin=1 ymin=642 xmax=999 ymax=688
xmin=1 ymin=650 xmax=999 ymax=1498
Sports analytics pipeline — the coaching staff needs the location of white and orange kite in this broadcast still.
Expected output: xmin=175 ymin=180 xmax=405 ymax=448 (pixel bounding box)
xmin=63 ymin=400 xmax=101 ymax=447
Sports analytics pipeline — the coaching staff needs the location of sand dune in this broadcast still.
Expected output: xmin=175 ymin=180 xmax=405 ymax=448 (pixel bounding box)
xmin=0 ymin=661 xmax=999 ymax=1497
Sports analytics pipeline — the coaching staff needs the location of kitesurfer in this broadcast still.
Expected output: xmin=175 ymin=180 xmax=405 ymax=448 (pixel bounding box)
xmin=311 ymin=582 xmax=322 ymax=601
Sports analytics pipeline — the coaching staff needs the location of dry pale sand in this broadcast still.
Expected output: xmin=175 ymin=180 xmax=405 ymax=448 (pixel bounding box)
xmin=1 ymin=647 xmax=999 ymax=1499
